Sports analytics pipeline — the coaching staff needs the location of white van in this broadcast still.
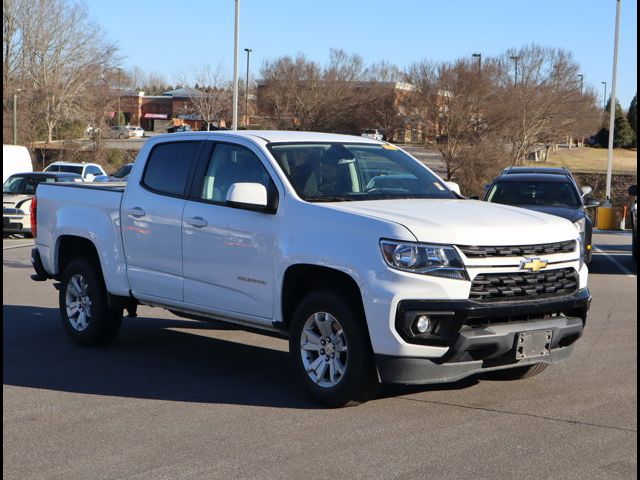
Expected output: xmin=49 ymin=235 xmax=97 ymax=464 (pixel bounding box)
xmin=3 ymin=145 xmax=33 ymax=183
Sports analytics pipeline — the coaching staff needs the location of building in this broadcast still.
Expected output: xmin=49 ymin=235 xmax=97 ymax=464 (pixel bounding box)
xmin=117 ymin=88 xmax=228 ymax=133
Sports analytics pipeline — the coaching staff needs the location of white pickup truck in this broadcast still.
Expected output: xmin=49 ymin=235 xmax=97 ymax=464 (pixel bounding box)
xmin=31 ymin=131 xmax=591 ymax=407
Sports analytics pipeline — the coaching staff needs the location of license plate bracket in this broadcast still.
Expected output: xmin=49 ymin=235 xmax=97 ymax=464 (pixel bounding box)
xmin=515 ymin=330 xmax=552 ymax=360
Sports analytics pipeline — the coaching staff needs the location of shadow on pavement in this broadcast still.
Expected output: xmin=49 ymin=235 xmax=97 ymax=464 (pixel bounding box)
xmin=589 ymin=251 xmax=637 ymax=276
xmin=3 ymin=305 xmax=320 ymax=409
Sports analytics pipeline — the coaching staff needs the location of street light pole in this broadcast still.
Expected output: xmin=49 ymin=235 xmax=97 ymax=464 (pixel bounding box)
xmin=602 ymin=81 xmax=608 ymax=110
xmin=510 ymin=55 xmax=519 ymax=85
xmin=12 ymin=90 xmax=19 ymax=145
xmin=244 ymin=48 xmax=252 ymax=127
xmin=232 ymin=0 xmax=240 ymax=130
xmin=605 ymin=0 xmax=622 ymax=203
xmin=577 ymin=74 xmax=584 ymax=94
xmin=117 ymin=68 xmax=122 ymax=126
xmin=472 ymin=53 xmax=482 ymax=78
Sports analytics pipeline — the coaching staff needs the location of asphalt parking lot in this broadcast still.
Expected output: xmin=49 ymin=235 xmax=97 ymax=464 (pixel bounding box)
xmin=3 ymin=232 xmax=637 ymax=480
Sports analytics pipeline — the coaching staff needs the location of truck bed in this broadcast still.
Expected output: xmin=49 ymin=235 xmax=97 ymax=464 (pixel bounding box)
xmin=35 ymin=181 xmax=130 ymax=296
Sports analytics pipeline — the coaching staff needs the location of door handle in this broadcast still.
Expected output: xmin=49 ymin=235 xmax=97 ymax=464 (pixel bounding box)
xmin=128 ymin=207 xmax=145 ymax=218
xmin=186 ymin=216 xmax=208 ymax=228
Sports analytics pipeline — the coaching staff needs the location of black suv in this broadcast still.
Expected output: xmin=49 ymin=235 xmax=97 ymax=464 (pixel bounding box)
xmin=484 ymin=167 xmax=600 ymax=264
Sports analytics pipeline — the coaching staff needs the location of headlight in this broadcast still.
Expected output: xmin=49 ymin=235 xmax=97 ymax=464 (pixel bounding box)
xmin=574 ymin=217 xmax=586 ymax=234
xmin=380 ymin=240 xmax=468 ymax=280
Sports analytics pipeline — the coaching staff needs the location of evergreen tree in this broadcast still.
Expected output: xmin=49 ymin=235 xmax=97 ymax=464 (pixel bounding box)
xmin=597 ymin=97 xmax=634 ymax=148
xmin=627 ymin=94 xmax=637 ymax=146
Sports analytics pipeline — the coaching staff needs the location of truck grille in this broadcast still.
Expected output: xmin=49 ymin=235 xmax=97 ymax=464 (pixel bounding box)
xmin=470 ymin=268 xmax=579 ymax=302
xmin=459 ymin=240 xmax=576 ymax=258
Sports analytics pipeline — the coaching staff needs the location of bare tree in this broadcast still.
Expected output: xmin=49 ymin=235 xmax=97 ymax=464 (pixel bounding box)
xmin=492 ymin=45 xmax=600 ymax=164
xmin=178 ymin=64 xmax=231 ymax=130
xmin=4 ymin=0 xmax=118 ymax=143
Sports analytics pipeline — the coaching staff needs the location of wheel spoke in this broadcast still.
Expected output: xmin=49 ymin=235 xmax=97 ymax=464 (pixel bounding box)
xmin=302 ymin=328 xmax=322 ymax=345
xmin=316 ymin=359 xmax=328 ymax=381
xmin=301 ymin=342 xmax=321 ymax=352
xmin=307 ymin=355 xmax=323 ymax=373
xmin=314 ymin=313 xmax=330 ymax=337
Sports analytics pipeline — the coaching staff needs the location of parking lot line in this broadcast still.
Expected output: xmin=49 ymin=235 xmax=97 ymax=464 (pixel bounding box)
xmin=3 ymin=243 xmax=33 ymax=251
xmin=592 ymin=245 xmax=636 ymax=277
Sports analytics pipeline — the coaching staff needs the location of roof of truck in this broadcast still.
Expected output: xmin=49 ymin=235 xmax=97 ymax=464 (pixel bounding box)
xmin=152 ymin=130 xmax=383 ymax=145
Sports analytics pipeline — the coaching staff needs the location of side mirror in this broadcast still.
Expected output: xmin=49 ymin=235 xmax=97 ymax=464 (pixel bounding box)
xmin=629 ymin=185 xmax=637 ymax=196
xmin=483 ymin=183 xmax=491 ymax=192
xmin=446 ymin=181 xmax=461 ymax=196
xmin=584 ymin=197 xmax=600 ymax=208
xmin=581 ymin=186 xmax=593 ymax=198
xmin=226 ymin=182 xmax=269 ymax=211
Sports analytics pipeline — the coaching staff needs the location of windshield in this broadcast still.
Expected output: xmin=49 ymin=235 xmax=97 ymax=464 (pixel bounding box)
xmin=487 ymin=180 xmax=581 ymax=208
xmin=113 ymin=164 xmax=132 ymax=178
xmin=3 ymin=175 xmax=58 ymax=194
xmin=267 ymin=143 xmax=455 ymax=202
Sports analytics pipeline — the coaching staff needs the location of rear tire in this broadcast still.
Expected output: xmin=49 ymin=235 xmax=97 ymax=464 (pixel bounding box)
xmin=289 ymin=291 xmax=379 ymax=407
xmin=59 ymin=258 xmax=123 ymax=346
xmin=489 ymin=363 xmax=548 ymax=380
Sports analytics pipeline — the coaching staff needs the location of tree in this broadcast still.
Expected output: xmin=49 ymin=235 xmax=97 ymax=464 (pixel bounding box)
xmin=597 ymin=98 xmax=635 ymax=148
xmin=3 ymin=0 xmax=118 ymax=143
xmin=493 ymin=45 xmax=600 ymax=164
xmin=178 ymin=64 xmax=231 ymax=130
xmin=627 ymin=94 xmax=637 ymax=146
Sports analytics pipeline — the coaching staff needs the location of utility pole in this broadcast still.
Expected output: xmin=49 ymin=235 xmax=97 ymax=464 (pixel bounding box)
xmin=232 ymin=0 xmax=240 ymax=130
xmin=605 ymin=0 xmax=622 ymax=203
xmin=244 ymin=48 xmax=252 ymax=127
xmin=510 ymin=55 xmax=519 ymax=85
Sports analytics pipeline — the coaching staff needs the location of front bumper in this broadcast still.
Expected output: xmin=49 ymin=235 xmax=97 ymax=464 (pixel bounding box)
xmin=375 ymin=289 xmax=590 ymax=384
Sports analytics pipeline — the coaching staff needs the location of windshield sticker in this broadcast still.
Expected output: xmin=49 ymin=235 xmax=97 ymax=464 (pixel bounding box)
xmin=381 ymin=143 xmax=399 ymax=150
xmin=434 ymin=183 xmax=445 ymax=191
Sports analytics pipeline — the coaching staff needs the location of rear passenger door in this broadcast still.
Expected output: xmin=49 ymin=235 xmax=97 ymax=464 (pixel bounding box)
xmin=121 ymin=140 xmax=203 ymax=301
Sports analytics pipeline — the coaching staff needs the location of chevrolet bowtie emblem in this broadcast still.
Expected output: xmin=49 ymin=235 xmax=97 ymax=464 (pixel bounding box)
xmin=520 ymin=258 xmax=549 ymax=272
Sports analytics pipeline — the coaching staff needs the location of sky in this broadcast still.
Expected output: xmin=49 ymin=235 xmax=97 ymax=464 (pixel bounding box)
xmin=85 ymin=0 xmax=637 ymax=107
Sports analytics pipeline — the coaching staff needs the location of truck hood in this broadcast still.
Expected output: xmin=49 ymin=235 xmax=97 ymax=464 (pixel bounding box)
xmin=322 ymin=199 xmax=579 ymax=246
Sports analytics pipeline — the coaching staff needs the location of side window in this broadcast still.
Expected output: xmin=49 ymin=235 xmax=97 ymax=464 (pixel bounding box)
xmin=142 ymin=142 xmax=201 ymax=196
xmin=87 ymin=166 xmax=102 ymax=175
xmin=200 ymin=143 xmax=272 ymax=202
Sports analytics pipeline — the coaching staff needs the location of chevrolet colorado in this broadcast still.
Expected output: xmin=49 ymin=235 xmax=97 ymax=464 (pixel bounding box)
xmin=31 ymin=131 xmax=590 ymax=407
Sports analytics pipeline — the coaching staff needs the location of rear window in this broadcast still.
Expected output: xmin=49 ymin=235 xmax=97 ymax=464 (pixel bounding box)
xmin=141 ymin=142 xmax=201 ymax=196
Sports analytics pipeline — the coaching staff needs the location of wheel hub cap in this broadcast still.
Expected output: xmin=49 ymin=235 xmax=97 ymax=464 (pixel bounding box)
xmin=300 ymin=312 xmax=348 ymax=388
xmin=65 ymin=274 xmax=91 ymax=332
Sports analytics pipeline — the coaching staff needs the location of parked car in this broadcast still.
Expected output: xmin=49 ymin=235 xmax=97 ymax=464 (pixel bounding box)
xmin=43 ymin=162 xmax=107 ymax=182
xmin=630 ymin=185 xmax=637 ymax=260
xmin=167 ymin=125 xmax=192 ymax=133
xmin=484 ymin=167 xmax=599 ymax=264
xmin=3 ymin=145 xmax=33 ymax=183
xmin=99 ymin=163 xmax=134 ymax=183
xmin=128 ymin=126 xmax=145 ymax=138
xmin=3 ymin=171 xmax=81 ymax=235
xmin=361 ymin=128 xmax=384 ymax=141
xmin=105 ymin=126 xmax=132 ymax=139
xmin=31 ymin=131 xmax=590 ymax=407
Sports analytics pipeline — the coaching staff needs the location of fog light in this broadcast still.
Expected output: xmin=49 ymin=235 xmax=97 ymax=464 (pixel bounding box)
xmin=415 ymin=315 xmax=432 ymax=334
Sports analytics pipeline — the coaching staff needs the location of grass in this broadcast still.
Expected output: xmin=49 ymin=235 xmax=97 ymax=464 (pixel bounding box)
xmin=524 ymin=146 xmax=637 ymax=173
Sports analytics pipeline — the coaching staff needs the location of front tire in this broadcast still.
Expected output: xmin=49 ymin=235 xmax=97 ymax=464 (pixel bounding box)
xmin=489 ymin=363 xmax=548 ymax=380
xmin=289 ymin=291 xmax=379 ymax=407
xmin=59 ymin=258 xmax=123 ymax=345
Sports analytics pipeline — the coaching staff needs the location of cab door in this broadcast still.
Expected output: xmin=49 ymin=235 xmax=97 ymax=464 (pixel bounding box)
xmin=181 ymin=140 xmax=280 ymax=321
xmin=121 ymin=140 xmax=203 ymax=301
